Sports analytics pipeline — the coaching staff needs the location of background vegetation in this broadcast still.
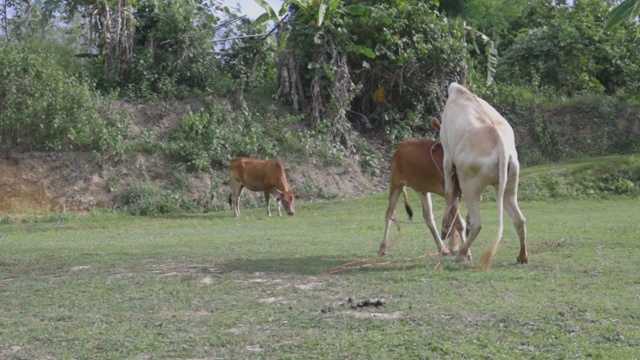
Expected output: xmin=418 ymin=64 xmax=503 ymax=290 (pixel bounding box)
xmin=1 ymin=0 xmax=639 ymax=212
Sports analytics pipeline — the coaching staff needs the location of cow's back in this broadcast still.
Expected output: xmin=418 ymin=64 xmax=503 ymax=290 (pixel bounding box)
xmin=392 ymin=139 xmax=445 ymax=196
xmin=441 ymin=83 xmax=517 ymax=176
xmin=229 ymin=157 xmax=287 ymax=192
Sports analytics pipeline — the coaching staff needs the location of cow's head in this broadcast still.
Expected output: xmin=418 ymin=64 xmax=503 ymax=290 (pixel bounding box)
xmin=276 ymin=189 xmax=296 ymax=216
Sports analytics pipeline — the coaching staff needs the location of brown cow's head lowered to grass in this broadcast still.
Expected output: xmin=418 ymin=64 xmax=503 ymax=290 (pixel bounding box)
xmin=275 ymin=189 xmax=296 ymax=216
xmin=228 ymin=157 xmax=298 ymax=217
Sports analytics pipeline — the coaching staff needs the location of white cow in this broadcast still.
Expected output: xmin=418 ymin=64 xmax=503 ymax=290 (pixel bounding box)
xmin=440 ymin=83 xmax=528 ymax=270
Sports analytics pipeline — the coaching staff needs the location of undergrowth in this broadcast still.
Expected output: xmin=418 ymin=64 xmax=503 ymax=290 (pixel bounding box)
xmin=165 ymin=101 xmax=349 ymax=171
xmin=518 ymin=156 xmax=640 ymax=200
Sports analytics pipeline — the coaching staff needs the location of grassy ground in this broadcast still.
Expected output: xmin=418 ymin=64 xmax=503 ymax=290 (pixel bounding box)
xmin=1 ymin=195 xmax=639 ymax=359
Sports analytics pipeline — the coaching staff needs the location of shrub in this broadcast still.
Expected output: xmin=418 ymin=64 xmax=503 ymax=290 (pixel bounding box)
xmin=166 ymin=102 xmax=339 ymax=170
xmin=121 ymin=179 xmax=201 ymax=216
xmin=0 ymin=47 xmax=130 ymax=160
xmin=518 ymin=156 xmax=640 ymax=200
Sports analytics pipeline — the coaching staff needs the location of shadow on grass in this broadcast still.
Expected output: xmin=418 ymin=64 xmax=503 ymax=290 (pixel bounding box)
xmin=219 ymin=255 xmax=355 ymax=275
xmin=217 ymin=254 xmax=474 ymax=276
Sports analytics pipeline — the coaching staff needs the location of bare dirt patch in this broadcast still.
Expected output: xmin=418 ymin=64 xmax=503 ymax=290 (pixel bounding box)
xmin=257 ymin=296 xmax=288 ymax=304
xmin=342 ymin=310 xmax=406 ymax=319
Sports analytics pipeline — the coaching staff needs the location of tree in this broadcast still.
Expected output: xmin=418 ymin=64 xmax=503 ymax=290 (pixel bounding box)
xmin=253 ymin=0 xmax=387 ymax=145
xmin=497 ymin=0 xmax=640 ymax=94
xmin=1 ymin=0 xmax=40 ymax=49
xmin=253 ymin=0 xmax=472 ymax=145
xmin=44 ymin=0 xmax=135 ymax=84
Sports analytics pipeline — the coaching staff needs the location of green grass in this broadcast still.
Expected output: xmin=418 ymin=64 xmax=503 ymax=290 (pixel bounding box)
xmin=1 ymin=195 xmax=640 ymax=359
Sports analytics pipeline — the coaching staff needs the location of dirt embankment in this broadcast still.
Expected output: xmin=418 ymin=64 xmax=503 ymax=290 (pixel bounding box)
xmin=0 ymin=151 xmax=385 ymax=216
xmin=0 ymin=99 xmax=386 ymax=216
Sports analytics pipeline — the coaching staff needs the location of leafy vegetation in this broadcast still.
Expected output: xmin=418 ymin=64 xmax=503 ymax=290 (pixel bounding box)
xmin=165 ymin=101 xmax=348 ymax=171
xmin=0 ymin=0 xmax=638 ymax=209
xmin=518 ymin=155 xmax=640 ymax=200
xmin=0 ymin=47 xmax=130 ymax=160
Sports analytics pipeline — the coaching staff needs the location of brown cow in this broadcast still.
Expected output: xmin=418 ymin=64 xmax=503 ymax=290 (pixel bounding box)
xmin=379 ymin=138 xmax=467 ymax=257
xmin=228 ymin=157 xmax=296 ymax=217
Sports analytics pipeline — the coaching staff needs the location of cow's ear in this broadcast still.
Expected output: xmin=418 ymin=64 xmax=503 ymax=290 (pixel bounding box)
xmin=431 ymin=117 xmax=441 ymax=130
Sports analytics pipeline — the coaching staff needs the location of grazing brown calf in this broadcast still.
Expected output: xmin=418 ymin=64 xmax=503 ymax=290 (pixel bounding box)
xmin=440 ymin=83 xmax=528 ymax=270
xmin=379 ymin=138 xmax=466 ymax=257
xmin=228 ymin=157 xmax=296 ymax=217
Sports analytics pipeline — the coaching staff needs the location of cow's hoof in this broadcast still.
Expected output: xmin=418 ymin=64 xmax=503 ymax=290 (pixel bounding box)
xmin=378 ymin=246 xmax=387 ymax=257
xmin=455 ymin=250 xmax=472 ymax=263
xmin=517 ymin=255 xmax=529 ymax=264
xmin=440 ymin=248 xmax=451 ymax=256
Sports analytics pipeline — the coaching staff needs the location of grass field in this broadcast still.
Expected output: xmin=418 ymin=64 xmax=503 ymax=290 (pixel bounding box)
xmin=1 ymin=194 xmax=640 ymax=359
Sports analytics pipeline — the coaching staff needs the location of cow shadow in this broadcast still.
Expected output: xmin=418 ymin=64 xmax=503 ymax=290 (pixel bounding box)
xmin=216 ymin=254 xmax=473 ymax=276
xmin=218 ymin=255 xmax=354 ymax=276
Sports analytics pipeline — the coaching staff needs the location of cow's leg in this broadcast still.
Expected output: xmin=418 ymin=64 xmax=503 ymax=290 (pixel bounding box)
xmin=448 ymin=206 xmax=467 ymax=255
xmin=379 ymin=185 xmax=402 ymax=256
xmin=276 ymin=196 xmax=283 ymax=217
xmin=457 ymin=186 xmax=482 ymax=263
xmin=264 ymin=191 xmax=272 ymax=217
xmin=441 ymin=158 xmax=459 ymax=243
xmin=418 ymin=192 xmax=450 ymax=255
xmin=505 ymin=173 xmax=528 ymax=264
xmin=231 ymin=182 xmax=244 ymax=217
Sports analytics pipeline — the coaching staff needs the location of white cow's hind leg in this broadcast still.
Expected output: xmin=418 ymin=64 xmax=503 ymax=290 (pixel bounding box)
xmin=457 ymin=186 xmax=482 ymax=263
xmin=448 ymin=207 xmax=467 ymax=255
xmin=504 ymin=175 xmax=528 ymax=264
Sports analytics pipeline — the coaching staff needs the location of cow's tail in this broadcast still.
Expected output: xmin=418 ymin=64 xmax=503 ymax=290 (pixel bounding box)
xmin=480 ymin=144 xmax=509 ymax=271
xmin=402 ymin=187 xmax=414 ymax=220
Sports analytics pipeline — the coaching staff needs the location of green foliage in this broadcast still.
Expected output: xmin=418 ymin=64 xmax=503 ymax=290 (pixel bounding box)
xmin=606 ymin=0 xmax=640 ymax=31
xmin=477 ymin=85 xmax=640 ymax=166
xmin=382 ymin=104 xmax=439 ymax=145
xmin=496 ymin=0 xmax=640 ymax=95
xmin=346 ymin=2 xmax=467 ymax=133
xmin=113 ymin=0 xmax=231 ymax=98
xmin=218 ymin=20 xmax=276 ymax=91
xmin=0 ymin=47 xmax=130 ymax=160
xmin=167 ymin=102 xmax=301 ymax=170
xmin=518 ymin=156 xmax=640 ymax=200
xmin=121 ymin=178 xmax=201 ymax=216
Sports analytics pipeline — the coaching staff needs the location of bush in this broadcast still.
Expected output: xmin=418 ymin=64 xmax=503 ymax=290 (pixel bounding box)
xmin=0 ymin=47 xmax=130 ymax=160
xmin=121 ymin=179 xmax=201 ymax=216
xmin=518 ymin=156 xmax=640 ymax=200
xmin=166 ymin=101 xmax=341 ymax=170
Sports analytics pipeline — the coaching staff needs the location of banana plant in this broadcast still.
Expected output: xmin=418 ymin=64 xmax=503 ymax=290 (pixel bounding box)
xmin=605 ymin=0 xmax=640 ymax=31
xmin=252 ymin=0 xmax=388 ymax=58
xmin=466 ymin=23 xmax=498 ymax=86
